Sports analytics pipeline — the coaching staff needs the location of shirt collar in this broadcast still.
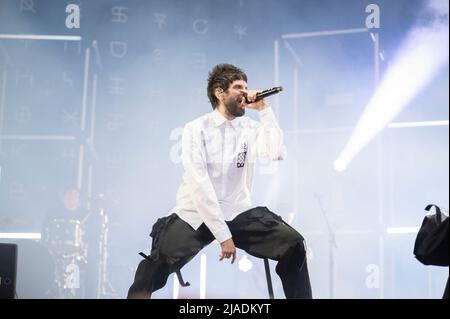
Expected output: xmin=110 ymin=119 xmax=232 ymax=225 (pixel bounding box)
xmin=211 ymin=109 xmax=243 ymax=129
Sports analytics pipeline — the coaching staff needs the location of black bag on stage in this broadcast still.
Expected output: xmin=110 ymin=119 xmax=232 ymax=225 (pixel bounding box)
xmin=413 ymin=204 xmax=449 ymax=266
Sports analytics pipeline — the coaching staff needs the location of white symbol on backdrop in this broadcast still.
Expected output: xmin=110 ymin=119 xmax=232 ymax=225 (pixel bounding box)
xmin=112 ymin=6 xmax=128 ymax=23
xmin=154 ymin=13 xmax=167 ymax=29
xmin=193 ymin=19 xmax=208 ymax=35
xmin=234 ymin=25 xmax=248 ymax=40
xmin=110 ymin=41 xmax=128 ymax=58
xmin=20 ymin=0 xmax=36 ymax=13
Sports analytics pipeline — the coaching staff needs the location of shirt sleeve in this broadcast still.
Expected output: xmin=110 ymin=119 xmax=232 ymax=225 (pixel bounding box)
xmin=181 ymin=122 xmax=232 ymax=243
xmin=255 ymin=107 xmax=287 ymax=160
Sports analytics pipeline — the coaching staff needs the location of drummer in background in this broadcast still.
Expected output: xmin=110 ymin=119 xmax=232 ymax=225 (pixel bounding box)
xmin=41 ymin=188 xmax=88 ymax=298
xmin=41 ymin=188 xmax=102 ymax=299
xmin=41 ymin=188 xmax=88 ymax=241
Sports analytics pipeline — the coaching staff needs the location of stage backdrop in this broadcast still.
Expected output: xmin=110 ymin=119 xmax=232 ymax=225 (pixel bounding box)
xmin=0 ymin=0 xmax=448 ymax=299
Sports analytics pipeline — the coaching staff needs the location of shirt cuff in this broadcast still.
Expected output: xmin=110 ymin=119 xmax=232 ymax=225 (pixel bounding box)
xmin=213 ymin=226 xmax=233 ymax=243
xmin=257 ymin=107 xmax=278 ymax=126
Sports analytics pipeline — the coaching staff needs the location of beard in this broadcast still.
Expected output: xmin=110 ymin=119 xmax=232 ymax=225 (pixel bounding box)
xmin=224 ymin=96 xmax=245 ymax=117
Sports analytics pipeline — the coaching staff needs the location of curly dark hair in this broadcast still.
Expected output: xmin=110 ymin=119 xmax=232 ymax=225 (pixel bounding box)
xmin=207 ymin=64 xmax=247 ymax=109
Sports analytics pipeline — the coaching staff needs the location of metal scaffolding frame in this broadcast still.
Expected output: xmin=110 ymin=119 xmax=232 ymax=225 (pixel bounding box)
xmin=274 ymin=27 xmax=384 ymax=298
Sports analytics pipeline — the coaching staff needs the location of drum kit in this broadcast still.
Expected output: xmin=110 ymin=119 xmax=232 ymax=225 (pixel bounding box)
xmin=43 ymin=218 xmax=88 ymax=298
xmin=11 ymin=192 xmax=114 ymax=299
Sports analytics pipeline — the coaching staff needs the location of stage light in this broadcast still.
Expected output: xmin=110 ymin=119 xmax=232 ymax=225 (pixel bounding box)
xmin=334 ymin=1 xmax=449 ymax=171
xmin=386 ymin=227 xmax=420 ymax=234
xmin=200 ymin=253 xmax=207 ymax=299
xmin=0 ymin=34 xmax=81 ymax=41
xmin=172 ymin=273 xmax=179 ymax=299
xmin=0 ymin=232 xmax=41 ymax=239
xmin=238 ymin=255 xmax=253 ymax=272
xmin=387 ymin=120 xmax=449 ymax=128
xmin=333 ymin=158 xmax=347 ymax=172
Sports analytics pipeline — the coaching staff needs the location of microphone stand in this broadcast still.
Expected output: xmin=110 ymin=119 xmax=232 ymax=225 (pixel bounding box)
xmin=315 ymin=194 xmax=337 ymax=299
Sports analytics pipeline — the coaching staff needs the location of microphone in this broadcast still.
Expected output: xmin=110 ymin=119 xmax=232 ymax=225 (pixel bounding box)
xmin=246 ymin=86 xmax=283 ymax=103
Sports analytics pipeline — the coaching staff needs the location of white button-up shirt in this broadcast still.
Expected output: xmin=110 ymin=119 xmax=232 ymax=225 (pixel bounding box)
xmin=170 ymin=107 xmax=286 ymax=243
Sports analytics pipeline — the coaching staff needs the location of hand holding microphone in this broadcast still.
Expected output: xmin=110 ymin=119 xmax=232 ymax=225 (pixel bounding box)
xmin=245 ymin=86 xmax=283 ymax=103
xmin=245 ymin=86 xmax=283 ymax=110
xmin=245 ymin=86 xmax=283 ymax=111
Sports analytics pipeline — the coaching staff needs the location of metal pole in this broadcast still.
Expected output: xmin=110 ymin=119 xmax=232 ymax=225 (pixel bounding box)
xmin=373 ymin=32 xmax=384 ymax=299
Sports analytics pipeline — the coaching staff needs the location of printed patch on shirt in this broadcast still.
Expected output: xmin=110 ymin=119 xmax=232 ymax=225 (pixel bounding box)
xmin=237 ymin=142 xmax=248 ymax=168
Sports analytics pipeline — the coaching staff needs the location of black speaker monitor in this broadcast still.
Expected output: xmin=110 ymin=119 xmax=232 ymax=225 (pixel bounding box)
xmin=0 ymin=243 xmax=17 ymax=299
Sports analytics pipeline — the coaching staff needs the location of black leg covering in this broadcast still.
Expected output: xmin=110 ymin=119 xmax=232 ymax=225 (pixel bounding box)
xmin=275 ymin=241 xmax=312 ymax=299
